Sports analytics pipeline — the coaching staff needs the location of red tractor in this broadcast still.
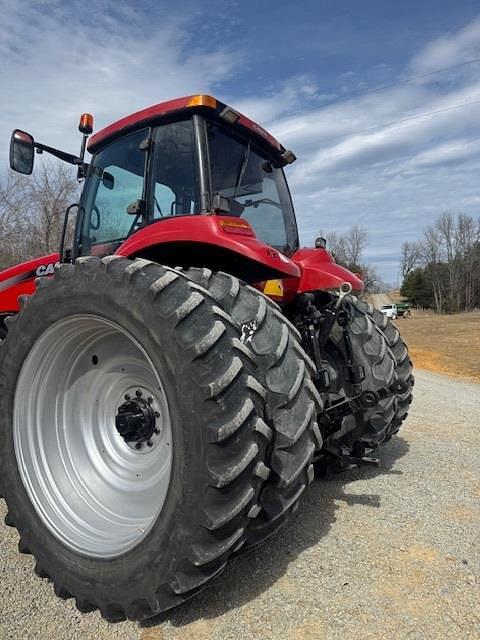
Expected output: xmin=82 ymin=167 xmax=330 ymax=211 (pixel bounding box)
xmin=0 ymin=95 xmax=413 ymax=621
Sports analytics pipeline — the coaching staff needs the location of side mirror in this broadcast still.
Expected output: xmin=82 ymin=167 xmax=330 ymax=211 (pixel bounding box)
xmin=10 ymin=129 xmax=35 ymax=175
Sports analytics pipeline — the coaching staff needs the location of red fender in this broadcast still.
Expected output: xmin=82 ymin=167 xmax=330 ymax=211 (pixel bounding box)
xmin=0 ymin=243 xmax=361 ymax=313
xmin=282 ymin=247 xmax=364 ymax=302
xmin=116 ymin=215 xmax=301 ymax=280
xmin=0 ymin=218 xmax=300 ymax=314
xmin=0 ymin=254 xmax=59 ymax=314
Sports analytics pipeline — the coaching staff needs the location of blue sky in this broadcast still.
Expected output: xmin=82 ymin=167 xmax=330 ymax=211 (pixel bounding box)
xmin=2 ymin=0 xmax=480 ymax=282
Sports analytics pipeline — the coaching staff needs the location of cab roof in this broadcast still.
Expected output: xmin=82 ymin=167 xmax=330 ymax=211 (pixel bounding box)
xmin=87 ymin=94 xmax=284 ymax=155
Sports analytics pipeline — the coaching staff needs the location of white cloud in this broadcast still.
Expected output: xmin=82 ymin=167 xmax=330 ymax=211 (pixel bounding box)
xmin=228 ymin=16 xmax=480 ymax=279
xmin=406 ymin=138 xmax=480 ymax=169
xmin=231 ymin=75 xmax=324 ymax=124
xmin=3 ymin=3 xmax=480 ymax=282
xmin=0 ymin=0 xmax=237 ymax=167
xmin=409 ymin=16 xmax=480 ymax=75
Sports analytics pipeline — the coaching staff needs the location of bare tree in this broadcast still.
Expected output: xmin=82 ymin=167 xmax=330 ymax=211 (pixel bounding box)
xmin=0 ymin=164 xmax=79 ymax=269
xmin=318 ymin=225 xmax=380 ymax=292
xmin=26 ymin=163 xmax=79 ymax=256
xmin=400 ymin=241 xmax=421 ymax=279
xmin=320 ymin=225 xmax=368 ymax=267
xmin=403 ymin=212 xmax=480 ymax=312
xmin=359 ymin=262 xmax=380 ymax=292
xmin=345 ymin=225 xmax=367 ymax=266
xmin=419 ymin=225 xmax=444 ymax=312
xmin=455 ymin=214 xmax=480 ymax=310
xmin=436 ymin=212 xmax=460 ymax=308
xmin=0 ymin=173 xmax=31 ymax=268
xmin=319 ymin=230 xmax=348 ymax=265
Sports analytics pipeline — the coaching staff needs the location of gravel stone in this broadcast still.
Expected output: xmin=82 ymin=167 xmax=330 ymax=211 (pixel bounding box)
xmin=1 ymin=370 xmax=479 ymax=639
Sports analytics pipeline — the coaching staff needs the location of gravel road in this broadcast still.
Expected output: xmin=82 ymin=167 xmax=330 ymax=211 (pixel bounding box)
xmin=1 ymin=369 xmax=479 ymax=639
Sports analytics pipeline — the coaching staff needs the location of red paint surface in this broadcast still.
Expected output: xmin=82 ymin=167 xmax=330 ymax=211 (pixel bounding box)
xmin=282 ymin=247 xmax=364 ymax=302
xmin=116 ymin=216 xmax=301 ymax=278
xmin=0 ymin=253 xmax=59 ymax=313
xmin=88 ymin=95 xmax=283 ymax=153
xmin=0 ymin=244 xmax=363 ymax=314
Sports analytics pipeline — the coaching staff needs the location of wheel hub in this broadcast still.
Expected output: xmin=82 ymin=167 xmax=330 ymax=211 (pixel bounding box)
xmin=13 ymin=314 xmax=173 ymax=557
xmin=115 ymin=391 xmax=159 ymax=446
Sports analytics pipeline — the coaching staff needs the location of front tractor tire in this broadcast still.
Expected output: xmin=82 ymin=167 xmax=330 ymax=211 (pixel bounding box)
xmin=0 ymin=257 xmax=271 ymax=621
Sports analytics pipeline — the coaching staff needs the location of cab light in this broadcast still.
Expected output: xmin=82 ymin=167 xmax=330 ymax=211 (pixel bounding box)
xmin=79 ymin=113 xmax=94 ymax=134
xmin=220 ymin=106 xmax=240 ymax=124
xmin=187 ymin=95 xmax=217 ymax=109
xmin=219 ymin=219 xmax=254 ymax=236
xmin=281 ymin=149 xmax=296 ymax=164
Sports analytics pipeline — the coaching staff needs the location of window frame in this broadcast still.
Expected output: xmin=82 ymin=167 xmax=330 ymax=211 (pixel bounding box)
xmin=75 ymin=127 xmax=152 ymax=258
xmin=75 ymin=116 xmax=207 ymax=257
xmin=144 ymin=115 xmax=207 ymax=221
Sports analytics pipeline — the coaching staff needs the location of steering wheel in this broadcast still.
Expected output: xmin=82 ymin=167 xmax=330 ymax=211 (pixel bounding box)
xmin=89 ymin=204 xmax=101 ymax=231
xmin=244 ymin=198 xmax=282 ymax=210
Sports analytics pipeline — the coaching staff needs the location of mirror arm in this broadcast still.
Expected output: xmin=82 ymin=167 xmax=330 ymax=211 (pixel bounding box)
xmin=77 ymin=133 xmax=90 ymax=179
xmin=34 ymin=142 xmax=81 ymax=166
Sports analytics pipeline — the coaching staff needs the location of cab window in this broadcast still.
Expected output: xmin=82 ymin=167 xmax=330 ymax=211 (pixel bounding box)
xmin=151 ymin=120 xmax=200 ymax=218
xmin=207 ymin=122 xmax=295 ymax=252
xmin=78 ymin=128 xmax=147 ymax=255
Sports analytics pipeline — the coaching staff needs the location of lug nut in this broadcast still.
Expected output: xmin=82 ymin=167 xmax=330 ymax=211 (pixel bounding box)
xmin=147 ymin=441 xmax=153 ymax=447
xmin=125 ymin=393 xmax=131 ymax=400
xmin=136 ymin=389 xmax=143 ymax=397
xmin=147 ymin=396 xmax=153 ymax=404
xmin=154 ymin=428 xmax=160 ymax=435
xmin=135 ymin=442 xmax=142 ymax=450
xmin=154 ymin=411 xmax=160 ymax=418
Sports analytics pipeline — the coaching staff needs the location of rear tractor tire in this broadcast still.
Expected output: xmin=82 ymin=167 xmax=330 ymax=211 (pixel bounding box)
xmin=318 ymin=295 xmax=402 ymax=465
xmin=355 ymin=299 xmax=414 ymax=440
xmin=183 ymin=268 xmax=323 ymax=548
xmin=0 ymin=257 xmax=272 ymax=621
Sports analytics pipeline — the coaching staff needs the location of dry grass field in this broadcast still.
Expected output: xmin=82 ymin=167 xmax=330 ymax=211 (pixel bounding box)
xmin=395 ymin=311 xmax=480 ymax=382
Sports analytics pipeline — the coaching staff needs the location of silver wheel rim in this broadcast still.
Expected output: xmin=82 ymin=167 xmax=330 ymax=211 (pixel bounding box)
xmin=14 ymin=314 xmax=173 ymax=558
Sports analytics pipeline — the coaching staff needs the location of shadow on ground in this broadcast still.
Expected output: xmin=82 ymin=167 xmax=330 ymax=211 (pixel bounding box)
xmin=142 ymin=436 xmax=410 ymax=631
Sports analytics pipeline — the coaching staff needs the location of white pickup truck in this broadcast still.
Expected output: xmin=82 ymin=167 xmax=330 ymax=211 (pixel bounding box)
xmin=380 ymin=303 xmax=398 ymax=319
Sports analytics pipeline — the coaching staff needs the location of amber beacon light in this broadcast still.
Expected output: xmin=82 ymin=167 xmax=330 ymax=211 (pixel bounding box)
xmin=79 ymin=113 xmax=94 ymax=135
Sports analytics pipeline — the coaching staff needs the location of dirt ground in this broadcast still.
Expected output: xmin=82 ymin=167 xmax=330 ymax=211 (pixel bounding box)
xmin=395 ymin=311 xmax=480 ymax=382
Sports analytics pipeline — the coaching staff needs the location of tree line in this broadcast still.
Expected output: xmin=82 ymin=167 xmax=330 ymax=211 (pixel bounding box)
xmin=400 ymin=212 xmax=480 ymax=312
xmin=319 ymin=225 xmax=385 ymax=292
xmin=0 ymin=165 xmax=78 ymax=270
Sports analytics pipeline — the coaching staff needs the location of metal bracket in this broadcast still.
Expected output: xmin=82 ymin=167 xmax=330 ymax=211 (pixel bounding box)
xmin=320 ymin=378 xmax=407 ymax=428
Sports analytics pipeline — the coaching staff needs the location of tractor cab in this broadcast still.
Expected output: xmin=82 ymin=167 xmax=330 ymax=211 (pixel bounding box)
xmin=8 ymin=94 xmax=362 ymax=299
xmin=75 ymin=97 xmax=299 ymax=261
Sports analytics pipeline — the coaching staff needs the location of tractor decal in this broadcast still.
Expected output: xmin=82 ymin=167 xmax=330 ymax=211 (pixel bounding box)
xmin=35 ymin=262 xmax=59 ymax=277
xmin=0 ymin=270 xmax=36 ymax=292
xmin=0 ymin=262 xmax=58 ymax=292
